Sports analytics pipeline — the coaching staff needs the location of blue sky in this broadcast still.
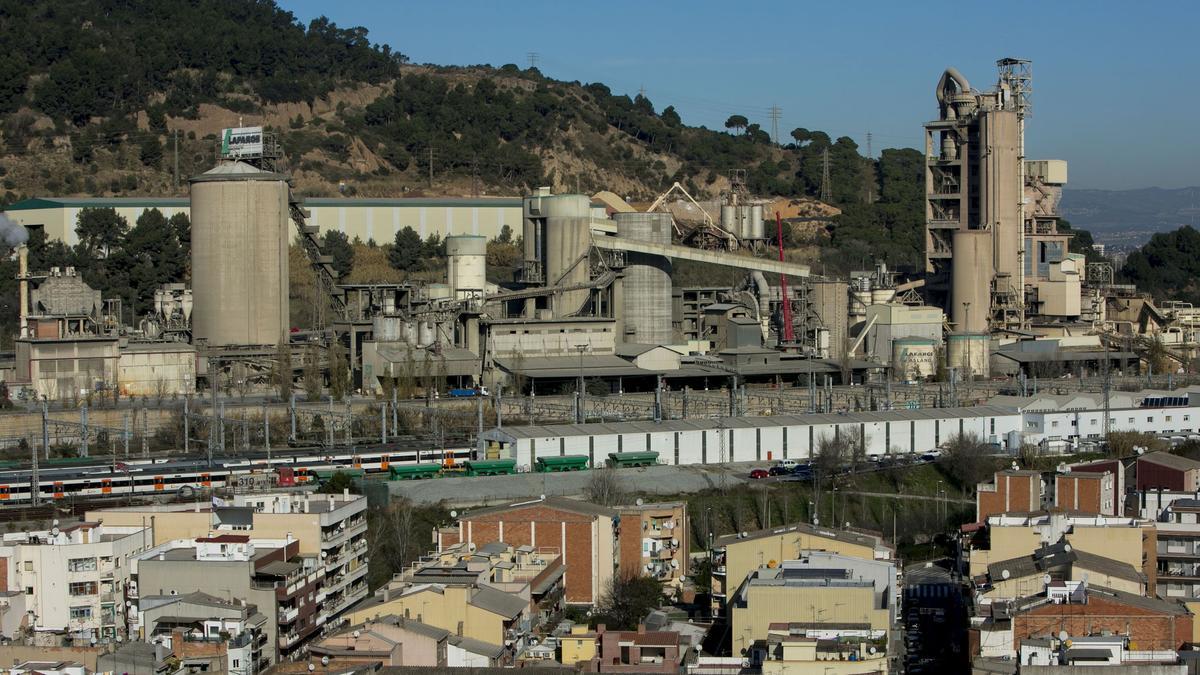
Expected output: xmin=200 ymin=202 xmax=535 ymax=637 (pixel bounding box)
xmin=279 ymin=1 xmax=1198 ymax=190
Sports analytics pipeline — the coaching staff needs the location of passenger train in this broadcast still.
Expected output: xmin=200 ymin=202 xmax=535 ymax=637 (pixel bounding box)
xmin=0 ymin=445 xmax=474 ymax=504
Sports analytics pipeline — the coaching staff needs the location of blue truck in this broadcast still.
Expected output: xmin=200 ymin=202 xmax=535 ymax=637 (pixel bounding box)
xmin=449 ymin=387 xmax=490 ymax=398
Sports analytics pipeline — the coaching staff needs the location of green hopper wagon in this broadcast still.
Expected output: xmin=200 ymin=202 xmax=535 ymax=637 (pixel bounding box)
xmin=313 ymin=467 xmax=366 ymax=482
xmin=388 ymin=464 xmax=443 ymax=480
xmin=462 ymin=459 xmax=517 ymax=476
xmin=534 ymin=455 xmax=590 ymax=473
xmin=606 ymin=451 xmax=659 ymax=468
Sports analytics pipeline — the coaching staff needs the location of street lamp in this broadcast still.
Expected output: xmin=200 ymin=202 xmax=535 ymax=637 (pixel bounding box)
xmin=962 ymin=301 xmax=972 ymax=382
xmin=573 ymin=344 xmax=588 ymax=423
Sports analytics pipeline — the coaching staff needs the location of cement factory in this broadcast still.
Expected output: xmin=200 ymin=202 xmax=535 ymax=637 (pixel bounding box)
xmin=0 ymin=58 xmax=1193 ymax=427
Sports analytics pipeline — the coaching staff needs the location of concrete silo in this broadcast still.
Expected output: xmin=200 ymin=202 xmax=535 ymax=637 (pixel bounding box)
xmin=446 ymin=235 xmax=487 ymax=300
xmin=189 ymin=161 xmax=290 ymax=347
xmin=614 ymin=212 xmax=674 ymax=345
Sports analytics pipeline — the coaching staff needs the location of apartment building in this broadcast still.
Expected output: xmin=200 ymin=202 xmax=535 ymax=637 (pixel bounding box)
xmin=1054 ymin=458 xmax=1124 ymax=516
xmin=132 ymin=534 xmax=318 ymax=665
xmin=436 ymin=497 xmax=616 ymax=605
xmin=1138 ymin=452 xmax=1200 ymax=492
xmin=308 ymin=616 xmax=451 ymax=668
xmin=88 ymin=490 xmax=369 ymax=620
xmin=616 ymin=501 xmax=689 ymax=596
xmin=975 ymin=470 xmax=1043 ymax=522
xmin=563 ymin=623 xmax=685 ymax=673
xmin=347 ymin=542 xmax=564 ymax=661
xmin=0 ymin=522 xmax=153 ymax=644
xmin=963 ymin=513 xmax=1156 ymax=595
xmin=710 ymin=523 xmax=893 ymax=619
xmin=978 ymin=540 xmax=1146 ymax=603
xmin=139 ymin=591 xmax=268 ymax=675
xmin=730 ymin=553 xmax=896 ymax=660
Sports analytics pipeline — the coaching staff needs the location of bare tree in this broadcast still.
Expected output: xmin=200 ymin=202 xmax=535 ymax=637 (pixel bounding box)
xmin=153 ymin=377 xmax=168 ymax=407
xmin=272 ymin=339 xmax=292 ymax=401
xmin=939 ymin=432 xmax=1000 ymax=495
xmin=585 ymin=468 xmax=628 ymax=507
xmin=303 ymin=343 xmax=322 ymax=402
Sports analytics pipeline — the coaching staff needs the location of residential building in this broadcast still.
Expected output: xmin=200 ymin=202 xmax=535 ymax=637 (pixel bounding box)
xmin=977 ymin=540 xmax=1146 ymax=603
xmin=9 ymin=661 xmax=87 ymax=675
xmin=346 ymin=542 xmax=564 ymax=661
xmin=562 ymin=623 xmax=684 ymax=673
xmin=976 ymin=470 xmax=1043 ymax=522
xmin=1152 ymin=499 xmax=1200 ymax=599
xmin=730 ymin=554 xmax=896 ymax=659
xmin=963 ymin=513 xmax=1156 ymax=595
xmin=1016 ymin=634 xmax=1184 ymax=670
xmin=88 ymin=490 xmax=369 ymax=619
xmin=139 ymin=591 xmax=268 ymax=675
xmin=973 ymin=583 xmax=1192 ymax=660
xmin=710 ymin=523 xmax=893 ymax=618
xmin=754 ymin=625 xmax=889 ymax=675
xmin=436 ymin=496 xmax=617 ymax=605
xmin=308 ymin=616 xmax=451 ymax=668
xmin=1054 ymin=458 xmax=1123 ymax=516
xmin=617 ymin=501 xmax=689 ymax=596
xmin=1138 ymin=452 xmax=1200 ymax=492
xmin=132 ymin=534 xmax=318 ymax=664
xmin=0 ymin=522 xmax=153 ymax=644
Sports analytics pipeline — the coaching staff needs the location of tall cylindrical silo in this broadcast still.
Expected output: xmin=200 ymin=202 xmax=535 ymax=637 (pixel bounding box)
xmin=446 ymin=235 xmax=487 ymax=299
xmin=750 ymin=204 xmax=765 ymax=240
xmin=614 ymin=212 xmax=673 ymax=345
xmin=951 ymin=229 xmax=992 ymax=333
xmin=190 ymin=161 xmax=290 ymax=347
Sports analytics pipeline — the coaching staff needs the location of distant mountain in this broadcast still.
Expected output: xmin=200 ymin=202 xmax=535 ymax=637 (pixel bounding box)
xmin=1061 ymin=186 xmax=1200 ymax=233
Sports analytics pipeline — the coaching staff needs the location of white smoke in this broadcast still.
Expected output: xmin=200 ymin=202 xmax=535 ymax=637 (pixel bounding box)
xmin=0 ymin=213 xmax=29 ymax=248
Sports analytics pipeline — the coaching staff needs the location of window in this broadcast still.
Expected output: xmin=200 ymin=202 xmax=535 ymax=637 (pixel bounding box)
xmin=68 ymin=557 xmax=97 ymax=572
xmin=23 ymin=562 xmax=32 ymax=572
xmin=69 ymin=606 xmax=92 ymax=620
xmin=232 ymin=661 xmax=239 ymax=669
xmin=1167 ymin=415 xmax=1174 ymax=422
xmin=1149 ymin=417 xmax=1154 ymax=423
xmin=69 ymin=582 xmax=97 ymax=596
xmin=24 ymin=587 xmax=32 ymax=596
xmin=1051 ymin=421 xmax=1059 ymax=428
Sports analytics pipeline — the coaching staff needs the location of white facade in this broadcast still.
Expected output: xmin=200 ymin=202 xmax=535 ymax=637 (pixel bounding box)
xmin=482 ymin=405 xmax=1024 ymax=470
xmin=1023 ymin=404 xmax=1200 ymax=450
xmin=0 ymin=523 xmax=152 ymax=642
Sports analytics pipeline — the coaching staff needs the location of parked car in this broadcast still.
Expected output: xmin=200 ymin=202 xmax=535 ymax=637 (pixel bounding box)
xmin=768 ymin=464 xmax=792 ymax=476
xmin=789 ymin=464 xmax=814 ymax=479
xmin=749 ymin=468 xmax=769 ymax=480
xmin=775 ymin=458 xmax=800 ymax=470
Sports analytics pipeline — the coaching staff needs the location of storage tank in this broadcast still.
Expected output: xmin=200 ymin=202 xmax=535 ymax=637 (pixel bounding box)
xmin=373 ymin=315 xmax=404 ymax=342
xmin=892 ymin=337 xmax=937 ymax=381
xmin=522 ymin=190 xmax=590 ymax=284
xmin=417 ymin=321 xmax=435 ymax=347
xmin=721 ymin=205 xmax=737 ymax=235
xmin=947 ymin=332 xmax=990 ymax=378
xmin=811 ymin=280 xmax=850 ymax=360
xmin=614 ymin=212 xmax=673 ymax=345
xmin=849 ymin=277 xmax=872 ymax=320
xmin=750 ymin=204 xmax=765 ymax=240
xmin=951 ymin=229 xmax=992 ymax=333
xmin=190 ymin=161 xmax=290 ymax=347
xmin=871 ymin=288 xmax=896 ymax=305
xmin=446 ymin=235 xmax=487 ymax=299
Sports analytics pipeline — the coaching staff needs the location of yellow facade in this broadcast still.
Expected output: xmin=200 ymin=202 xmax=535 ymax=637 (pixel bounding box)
xmin=344 ymin=586 xmax=507 ymax=646
xmin=715 ymin=528 xmax=883 ymax=608
xmin=731 ymin=585 xmax=886 ymax=657
xmin=970 ymin=523 xmax=1148 ymax=578
xmin=760 ymin=641 xmax=887 ymax=675
xmin=558 ymin=625 xmax=597 ymax=666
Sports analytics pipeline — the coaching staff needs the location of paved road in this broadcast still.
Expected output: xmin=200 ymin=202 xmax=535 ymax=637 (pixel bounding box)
xmin=902 ymin=561 xmax=967 ymax=674
xmin=840 ymin=490 xmax=973 ymax=505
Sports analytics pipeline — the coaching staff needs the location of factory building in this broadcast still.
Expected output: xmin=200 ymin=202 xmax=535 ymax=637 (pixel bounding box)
xmin=1 ymin=196 xmax=523 ymax=247
xmin=479 ymin=405 xmax=1024 ymax=470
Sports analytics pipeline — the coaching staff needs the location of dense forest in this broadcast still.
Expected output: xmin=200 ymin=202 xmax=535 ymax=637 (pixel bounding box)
xmin=1119 ymin=226 xmax=1200 ymax=304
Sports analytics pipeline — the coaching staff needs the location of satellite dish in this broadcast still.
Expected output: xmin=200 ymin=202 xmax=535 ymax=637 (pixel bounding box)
xmin=1001 ymin=569 xmax=1011 ymax=580
xmin=1058 ymin=630 xmax=1069 ymax=642
xmin=50 ymin=527 xmax=60 ymax=537
xmin=1063 ymin=544 xmax=1072 ymax=553
xmin=539 ymin=494 xmax=546 ymax=500
xmin=321 ymin=656 xmax=330 ymax=667
xmin=636 ymin=498 xmax=644 ymax=506
xmin=353 ymin=630 xmax=360 ymax=639
xmin=450 ymin=510 xmax=458 ymax=518
xmin=1011 ymin=461 xmax=1019 ymax=471
xmin=52 ymin=520 xmax=59 ymax=527
xmin=740 ymin=532 xmax=748 ymax=539
xmin=868 ymin=646 xmax=877 ymax=655
xmin=1043 ymin=574 xmax=1052 ymax=585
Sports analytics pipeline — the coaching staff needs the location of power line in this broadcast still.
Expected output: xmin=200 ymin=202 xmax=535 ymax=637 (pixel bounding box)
xmin=526 ymin=52 xmax=539 ymax=69
xmin=820 ymin=147 xmax=832 ymax=203
xmin=768 ymin=104 xmax=782 ymax=145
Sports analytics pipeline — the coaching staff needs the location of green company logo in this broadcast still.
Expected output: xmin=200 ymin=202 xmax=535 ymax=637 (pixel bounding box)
xmin=221 ymin=129 xmax=232 ymax=156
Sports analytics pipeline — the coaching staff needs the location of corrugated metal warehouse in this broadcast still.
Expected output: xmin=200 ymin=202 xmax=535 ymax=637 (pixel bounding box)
xmin=480 ymin=405 xmax=1023 ymax=470
xmin=1 ymin=196 xmax=523 ymax=246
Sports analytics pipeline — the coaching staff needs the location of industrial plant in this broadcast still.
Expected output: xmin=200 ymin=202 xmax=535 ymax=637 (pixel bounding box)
xmin=0 ymin=57 xmax=1193 ymax=432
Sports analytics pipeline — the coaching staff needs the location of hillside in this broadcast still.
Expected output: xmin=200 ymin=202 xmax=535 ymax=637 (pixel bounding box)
xmin=0 ymin=0 xmax=937 ymax=277
xmin=1061 ymin=186 xmax=1200 ymax=233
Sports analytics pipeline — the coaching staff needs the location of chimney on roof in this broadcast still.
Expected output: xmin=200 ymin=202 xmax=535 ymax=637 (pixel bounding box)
xmin=637 ymin=623 xmax=646 ymax=634
xmin=343 ymin=488 xmax=350 ymax=499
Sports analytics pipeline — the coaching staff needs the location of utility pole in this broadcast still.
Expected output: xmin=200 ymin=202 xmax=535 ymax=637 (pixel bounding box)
xmin=865 ymin=131 xmax=872 ymax=160
xmin=173 ymin=129 xmax=180 ymax=190
xmin=35 ymin=401 xmax=45 ymax=507
xmin=820 ymin=148 xmax=832 ymax=203
xmin=768 ymin=104 xmax=782 ymax=145
xmin=526 ymin=52 xmax=539 ymax=69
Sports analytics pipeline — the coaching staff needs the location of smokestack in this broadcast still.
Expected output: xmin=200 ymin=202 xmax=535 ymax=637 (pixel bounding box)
xmin=17 ymin=245 xmax=27 ymax=339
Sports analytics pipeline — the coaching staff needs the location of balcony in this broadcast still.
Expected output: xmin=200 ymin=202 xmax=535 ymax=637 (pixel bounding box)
xmin=278 ymin=606 xmax=299 ymax=624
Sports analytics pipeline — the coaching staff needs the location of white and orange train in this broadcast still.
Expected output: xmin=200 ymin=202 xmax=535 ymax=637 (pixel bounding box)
xmin=0 ymin=445 xmax=473 ymax=503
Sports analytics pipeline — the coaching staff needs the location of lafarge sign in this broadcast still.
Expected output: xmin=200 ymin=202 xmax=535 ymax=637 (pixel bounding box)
xmin=220 ymin=126 xmax=264 ymax=158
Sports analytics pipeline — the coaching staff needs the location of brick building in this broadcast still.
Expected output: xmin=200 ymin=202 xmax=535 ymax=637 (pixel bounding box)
xmin=582 ymin=624 xmax=684 ymax=673
xmin=616 ymin=502 xmax=688 ymax=596
xmin=437 ymin=498 xmax=617 ymax=605
xmin=1137 ymin=452 xmax=1200 ymax=492
xmin=1012 ymin=586 xmax=1192 ymax=653
xmin=976 ymin=470 xmax=1043 ymax=522
xmin=1055 ymin=458 xmax=1124 ymax=516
